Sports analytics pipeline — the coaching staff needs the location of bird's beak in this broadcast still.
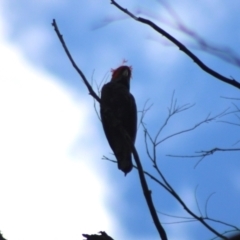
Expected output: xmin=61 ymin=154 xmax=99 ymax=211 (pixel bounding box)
xmin=123 ymin=69 xmax=130 ymax=77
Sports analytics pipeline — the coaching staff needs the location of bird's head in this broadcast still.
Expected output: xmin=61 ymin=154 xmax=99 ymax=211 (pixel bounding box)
xmin=110 ymin=65 xmax=132 ymax=88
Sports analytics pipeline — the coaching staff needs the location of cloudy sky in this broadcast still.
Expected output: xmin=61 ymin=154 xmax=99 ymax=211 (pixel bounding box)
xmin=0 ymin=0 xmax=240 ymax=240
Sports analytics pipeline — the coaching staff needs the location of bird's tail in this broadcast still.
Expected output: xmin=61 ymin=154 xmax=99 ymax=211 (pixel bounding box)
xmin=116 ymin=152 xmax=133 ymax=175
xmin=109 ymin=134 xmax=133 ymax=175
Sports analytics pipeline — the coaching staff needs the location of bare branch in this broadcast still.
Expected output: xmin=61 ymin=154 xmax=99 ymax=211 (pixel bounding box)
xmin=232 ymin=139 xmax=240 ymax=146
xmin=204 ymin=192 xmax=216 ymax=218
xmin=137 ymin=93 xmax=236 ymax=238
xmin=154 ymin=91 xmax=195 ymax=144
xmin=143 ymin=129 xmax=155 ymax=162
xmin=194 ymin=185 xmax=203 ymax=216
xmin=103 ymin=153 xmax=168 ymax=240
xmin=154 ymin=0 xmax=240 ymax=68
xmin=204 ymin=217 xmax=240 ymax=232
xmin=92 ymin=71 xmax=102 ymax=122
xmin=137 ymin=94 xmax=231 ymax=238
xmin=154 ymin=170 xmax=228 ymax=238
xmin=138 ymin=99 xmax=154 ymax=130
xmin=139 ymin=101 xmax=156 ymax=162
xmin=211 ymin=231 xmax=240 ymax=240
xmin=221 ymin=96 xmax=240 ymax=101
xmin=167 ymin=147 xmax=240 ymax=168
xmin=141 ymin=115 xmax=229 ymax=239
xmin=218 ymin=121 xmax=240 ymax=127
xmin=161 ymin=219 xmax=197 ymax=225
xmin=157 ymin=211 xmax=195 ymax=220
xmin=199 ymin=146 xmax=239 ymax=159
xmin=149 ymin=162 xmax=228 ymax=239
xmin=132 ymin=141 xmax=168 ymax=240
xmin=110 ymin=0 xmax=240 ymax=90
xmin=194 ymin=148 xmax=240 ymax=167
xmin=52 ymin=19 xmax=101 ymax=102
xmin=156 ymin=110 xmax=227 ymax=146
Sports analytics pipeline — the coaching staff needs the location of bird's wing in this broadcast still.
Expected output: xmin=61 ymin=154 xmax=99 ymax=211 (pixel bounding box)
xmin=100 ymin=82 xmax=137 ymax=143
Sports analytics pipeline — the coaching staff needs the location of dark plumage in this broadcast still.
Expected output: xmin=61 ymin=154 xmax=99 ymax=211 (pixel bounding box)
xmin=100 ymin=65 xmax=137 ymax=175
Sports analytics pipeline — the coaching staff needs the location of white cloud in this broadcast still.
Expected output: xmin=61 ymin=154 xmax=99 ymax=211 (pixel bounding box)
xmin=16 ymin=25 xmax=52 ymax=62
xmin=0 ymin=21 xmax=114 ymax=240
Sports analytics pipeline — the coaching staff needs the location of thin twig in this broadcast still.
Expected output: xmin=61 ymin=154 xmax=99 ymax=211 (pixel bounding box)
xmin=194 ymin=185 xmax=203 ymax=216
xmin=204 ymin=217 xmax=240 ymax=231
xmin=168 ymin=148 xmax=240 ymax=158
xmin=221 ymin=96 xmax=240 ymax=101
xmin=156 ymin=110 xmax=227 ymax=146
xmin=167 ymin=147 xmax=240 ymax=168
xmin=157 ymin=211 xmax=195 ymax=220
xmin=204 ymin=192 xmax=216 ymax=217
xmin=156 ymin=111 xmax=224 ymax=145
xmin=161 ymin=219 xmax=197 ymax=225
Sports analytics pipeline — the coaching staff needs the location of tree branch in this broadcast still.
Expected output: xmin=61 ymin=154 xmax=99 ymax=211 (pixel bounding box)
xmin=131 ymin=144 xmax=168 ymax=240
xmin=167 ymin=147 xmax=240 ymax=168
xmin=110 ymin=0 xmax=240 ymax=90
xmin=52 ymin=19 xmax=101 ymax=102
xmin=139 ymin=97 xmax=229 ymax=239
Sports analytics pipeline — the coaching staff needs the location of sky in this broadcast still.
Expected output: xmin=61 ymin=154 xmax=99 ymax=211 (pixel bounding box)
xmin=0 ymin=0 xmax=240 ymax=240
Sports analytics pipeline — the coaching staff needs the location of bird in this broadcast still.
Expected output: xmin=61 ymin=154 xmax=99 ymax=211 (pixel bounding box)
xmin=100 ymin=65 xmax=137 ymax=175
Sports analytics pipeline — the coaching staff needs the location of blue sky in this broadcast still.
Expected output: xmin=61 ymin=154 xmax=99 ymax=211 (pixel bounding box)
xmin=0 ymin=0 xmax=240 ymax=240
